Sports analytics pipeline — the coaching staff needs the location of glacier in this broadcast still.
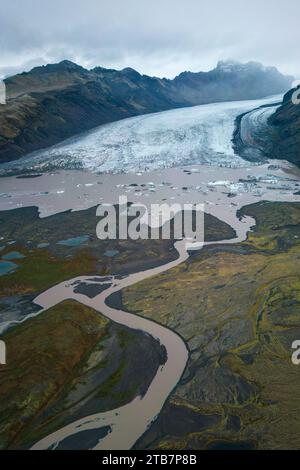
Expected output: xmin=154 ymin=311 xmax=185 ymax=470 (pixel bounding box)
xmin=1 ymin=95 xmax=282 ymax=175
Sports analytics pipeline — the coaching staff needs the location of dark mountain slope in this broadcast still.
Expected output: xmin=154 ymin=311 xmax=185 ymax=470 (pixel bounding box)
xmin=265 ymin=86 xmax=300 ymax=167
xmin=173 ymin=61 xmax=292 ymax=103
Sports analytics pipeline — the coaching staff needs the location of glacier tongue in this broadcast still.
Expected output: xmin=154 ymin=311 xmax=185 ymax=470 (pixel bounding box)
xmin=1 ymin=95 xmax=282 ymax=175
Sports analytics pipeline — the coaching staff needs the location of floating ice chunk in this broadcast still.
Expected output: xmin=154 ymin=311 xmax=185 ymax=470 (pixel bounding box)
xmin=268 ymin=165 xmax=280 ymax=171
xmin=32 ymin=191 xmax=48 ymax=197
xmin=238 ymin=176 xmax=258 ymax=183
xmin=267 ymin=184 xmax=294 ymax=191
xmin=207 ymin=180 xmax=233 ymax=187
xmin=257 ymin=175 xmax=278 ymax=184
xmin=229 ymin=182 xmax=257 ymax=193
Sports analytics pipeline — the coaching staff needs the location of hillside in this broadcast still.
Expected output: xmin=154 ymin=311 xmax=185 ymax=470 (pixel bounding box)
xmin=266 ymin=86 xmax=300 ymax=167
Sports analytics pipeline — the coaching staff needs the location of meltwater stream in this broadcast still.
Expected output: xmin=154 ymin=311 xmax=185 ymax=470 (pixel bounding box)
xmin=29 ymin=214 xmax=254 ymax=450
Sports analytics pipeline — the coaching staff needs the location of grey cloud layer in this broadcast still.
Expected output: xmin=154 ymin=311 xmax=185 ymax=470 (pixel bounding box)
xmin=0 ymin=0 xmax=299 ymax=78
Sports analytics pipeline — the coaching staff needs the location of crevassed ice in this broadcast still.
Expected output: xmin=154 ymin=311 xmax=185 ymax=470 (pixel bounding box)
xmin=1 ymin=95 xmax=282 ymax=175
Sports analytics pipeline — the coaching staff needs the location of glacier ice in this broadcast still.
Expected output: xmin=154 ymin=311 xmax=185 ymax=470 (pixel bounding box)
xmin=0 ymin=95 xmax=282 ymax=176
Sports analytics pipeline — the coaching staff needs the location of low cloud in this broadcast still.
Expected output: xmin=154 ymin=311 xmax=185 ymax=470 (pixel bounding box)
xmin=0 ymin=0 xmax=299 ymax=78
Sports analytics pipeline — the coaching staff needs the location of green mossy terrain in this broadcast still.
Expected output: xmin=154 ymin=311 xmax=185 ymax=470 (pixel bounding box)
xmin=2 ymin=201 xmax=299 ymax=449
xmin=0 ymin=204 xmax=235 ymax=449
xmin=0 ymin=300 xmax=165 ymax=449
xmin=0 ymin=205 xmax=234 ymax=298
xmin=122 ymin=202 xmax=300 ymax=450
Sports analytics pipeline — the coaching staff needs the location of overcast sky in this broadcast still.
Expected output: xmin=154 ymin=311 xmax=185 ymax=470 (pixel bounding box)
xmin=0 ymin=0 xmax=299 ymax=79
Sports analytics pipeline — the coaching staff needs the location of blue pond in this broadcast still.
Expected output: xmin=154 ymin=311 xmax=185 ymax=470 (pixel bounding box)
xmin=2 ymin=251 xmax=25 ymax=260
xmin=104 ymin=249 xmax=120 ymax=258
xmin=57 ymin=235 xmax=89 ymax=247
xmin=0 ymin=260 xmax=18 ymax=276
xmin=37 ymin=243 xmax=50 ymax=248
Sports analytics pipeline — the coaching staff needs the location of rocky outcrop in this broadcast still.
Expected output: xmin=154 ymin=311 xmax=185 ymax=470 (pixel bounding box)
xmin=265 ymin=86 xmax=300 ymax=167
xmin=0 ymin=60 xmax=293 ymax=163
